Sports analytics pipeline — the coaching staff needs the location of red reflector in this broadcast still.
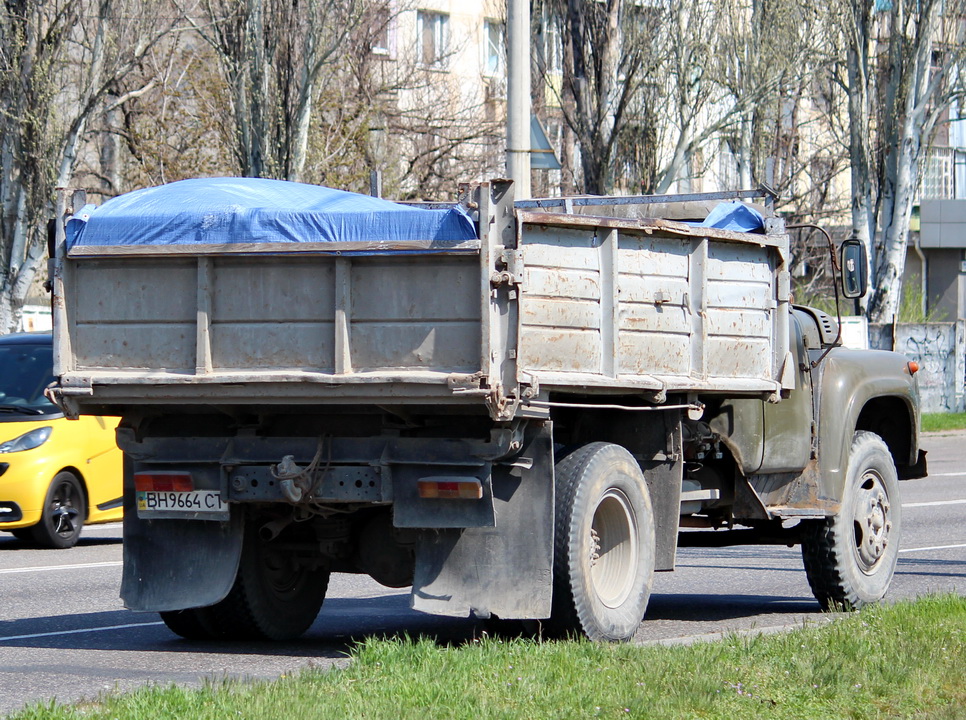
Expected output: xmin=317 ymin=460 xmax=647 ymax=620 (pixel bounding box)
xmin=417 ymin=478 xmax=483 ymax=500
xmin=907 ymin=361 xmax=920 ymax=375
xmin=134 ymin=472 xmax=194 ymax=493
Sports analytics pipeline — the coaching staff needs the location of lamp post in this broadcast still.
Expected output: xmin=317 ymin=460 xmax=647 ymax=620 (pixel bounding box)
xmin=506 ymin=0 xmax=530 ymax=198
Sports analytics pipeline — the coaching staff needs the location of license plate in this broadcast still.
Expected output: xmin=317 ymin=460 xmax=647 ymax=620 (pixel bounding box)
xmin=136 ymin=490 xmax=228 ymax=520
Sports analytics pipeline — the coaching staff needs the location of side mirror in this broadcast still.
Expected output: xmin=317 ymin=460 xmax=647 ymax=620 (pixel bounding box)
xmin=840 ymin=237 xmax=868 ymax=299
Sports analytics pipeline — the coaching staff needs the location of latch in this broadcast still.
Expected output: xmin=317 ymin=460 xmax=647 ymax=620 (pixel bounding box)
xmin=490 ymin=271 xmax=520 ymax=287
xmin=491 ymin=249 xmax=524 ymax=287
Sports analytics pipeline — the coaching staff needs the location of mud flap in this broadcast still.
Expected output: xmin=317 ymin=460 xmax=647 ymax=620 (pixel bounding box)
xmin=410 ymin=422 xmax=554 ymax=620
xmin=120 ymin=497 xmax=243 ymax=612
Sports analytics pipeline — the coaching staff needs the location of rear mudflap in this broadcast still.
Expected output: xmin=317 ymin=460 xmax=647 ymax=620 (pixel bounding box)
xmin=121 ymin=497 xmax=243 ymax=612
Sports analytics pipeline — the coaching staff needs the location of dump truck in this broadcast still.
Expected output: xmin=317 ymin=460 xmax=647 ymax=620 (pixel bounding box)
xmin=49 ymin=178 xmax=926 ymax=642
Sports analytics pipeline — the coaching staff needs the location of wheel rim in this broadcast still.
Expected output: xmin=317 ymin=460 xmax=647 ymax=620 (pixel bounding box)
xmin=852 ymin=470 xmax=893 ymax=574
xmin=261 ymin=546 xmax=309 ymax=601
xmin=589 ymin=489 xmax=638 ymax=608
xmin=50 ymin=480 xmax=82 ymax=539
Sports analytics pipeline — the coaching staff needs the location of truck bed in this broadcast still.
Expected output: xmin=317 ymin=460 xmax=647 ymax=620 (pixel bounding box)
xmin=53 ymin=180 xmax=791 ymax=418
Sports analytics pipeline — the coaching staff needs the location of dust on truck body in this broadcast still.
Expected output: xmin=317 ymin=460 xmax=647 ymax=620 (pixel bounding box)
xmin=51 ymin=178 xmax=925 ymax=642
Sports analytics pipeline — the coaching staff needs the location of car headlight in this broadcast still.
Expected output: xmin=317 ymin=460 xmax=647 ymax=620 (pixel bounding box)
xmin=0 ymin=426 xmax=53 ymax=453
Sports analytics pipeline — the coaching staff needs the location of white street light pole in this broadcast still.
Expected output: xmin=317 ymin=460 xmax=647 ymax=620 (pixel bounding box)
xmin=506 ymin=0 xmax=531 ymax=198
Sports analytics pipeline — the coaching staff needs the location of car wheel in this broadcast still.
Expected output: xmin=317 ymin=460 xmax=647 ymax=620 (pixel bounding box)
xmin=30 ymin=472 xmax=86 ymax=549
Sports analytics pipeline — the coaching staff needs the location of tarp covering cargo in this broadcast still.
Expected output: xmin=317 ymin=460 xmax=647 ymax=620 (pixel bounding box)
xmin=65 ymin=177 xmax=477 ymax=250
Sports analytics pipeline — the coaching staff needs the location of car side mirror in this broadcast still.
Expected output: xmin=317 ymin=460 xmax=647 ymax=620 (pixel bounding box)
xmin=840 ymin=237 xmax=868 ymax=299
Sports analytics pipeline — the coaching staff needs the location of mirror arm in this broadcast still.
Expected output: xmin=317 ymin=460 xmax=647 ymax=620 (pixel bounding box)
xmin=787 ymin=223 xmax=843 ymax=368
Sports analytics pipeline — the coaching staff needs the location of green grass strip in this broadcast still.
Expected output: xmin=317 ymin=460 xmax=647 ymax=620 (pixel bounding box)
xmin=922 ymin=412 xmax=966 ymax=433
xmin=10 ymin=594 xmax=966 ymax=720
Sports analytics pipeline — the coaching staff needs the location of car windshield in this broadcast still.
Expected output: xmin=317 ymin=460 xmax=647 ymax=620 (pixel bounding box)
xmin=0 ymin=343 xmax=58 ymax=414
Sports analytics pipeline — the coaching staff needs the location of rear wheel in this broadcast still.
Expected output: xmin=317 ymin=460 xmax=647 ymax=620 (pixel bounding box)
xmin=548 ymin=442 xmax=655 ymax=642
xmin=802 ymin=431 xmax=901 ymax=610
xmin=30 ymin=472 xmax=86 ymax=549
xmin=201 ymin=521 xmax=330 ymax=641
xmin=159 ymin=608 xmax=217 ymax=641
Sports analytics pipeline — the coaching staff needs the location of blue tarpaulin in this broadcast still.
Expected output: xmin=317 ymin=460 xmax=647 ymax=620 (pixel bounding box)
xmin=66 ymin=177 xmax=478 ymax=250
xmin=695 ymin=201 xmax=765 ymax=233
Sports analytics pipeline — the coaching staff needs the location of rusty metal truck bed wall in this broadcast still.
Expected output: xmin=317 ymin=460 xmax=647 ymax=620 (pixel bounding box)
xmin=54 ymin=186 xmax=790 ymax=414
xmin=517 ymin=215 xmax=787 ymax=393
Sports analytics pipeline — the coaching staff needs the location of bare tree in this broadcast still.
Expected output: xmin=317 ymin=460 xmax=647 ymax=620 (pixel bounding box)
xmin=182 ymin=0 xmax=367 ymax=181
xmin=0 ymin=0 xmax=179 ymax=333
xmin=534 ymin=0 xmax=666 ymax=195
xmin=536 ymin=0 xmax=824 ymax=197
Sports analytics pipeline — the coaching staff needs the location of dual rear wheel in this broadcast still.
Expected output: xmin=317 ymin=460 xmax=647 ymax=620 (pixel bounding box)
xmin=160 ymin=519 xmax=330 ymax=641
xmin=548 ymin=442 xmax=656 ymax=642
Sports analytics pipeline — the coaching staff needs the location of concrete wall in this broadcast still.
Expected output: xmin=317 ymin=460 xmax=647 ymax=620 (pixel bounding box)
xmin=869 ymin=321 xmax=966 ymax=413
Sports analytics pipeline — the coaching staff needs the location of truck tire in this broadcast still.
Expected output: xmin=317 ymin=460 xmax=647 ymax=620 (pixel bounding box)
xmin=203 ymin=522 xmax=330 ymax=641
xmin=801 ymin=431 xmax=901 ymax=610
xmin=549 ymin=442 xmax=655 ymax=642
xmin=159 ymin=608 xmax=217 ymax=641
xmin=30 ymin=472 xmax=86 ymax=549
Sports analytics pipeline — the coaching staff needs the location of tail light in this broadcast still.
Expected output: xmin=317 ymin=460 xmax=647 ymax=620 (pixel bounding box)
xmin=417 ymin=478 xmax=483 ymax=500
xmin=134 ymin=472 xmax=194 ymax=492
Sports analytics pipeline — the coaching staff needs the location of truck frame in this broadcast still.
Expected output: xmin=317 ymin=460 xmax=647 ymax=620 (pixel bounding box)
xmin=50 ymin=179 xmax=925 ymax=642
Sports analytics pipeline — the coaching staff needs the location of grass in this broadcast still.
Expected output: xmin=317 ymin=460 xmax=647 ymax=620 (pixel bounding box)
xmin=922 ymin=412 xmax=966 ymax=433
xmin=10 ymin=594 xmax=966 ymax=720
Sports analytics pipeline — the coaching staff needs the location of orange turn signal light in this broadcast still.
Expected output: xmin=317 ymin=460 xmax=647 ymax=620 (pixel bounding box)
xmin=417 ymin=478 xmax=484 ymax=500
xmin=134 ymin=472 xmax=194 ymax=493
xmin=907 ymin=361 xmax=920 ymax=375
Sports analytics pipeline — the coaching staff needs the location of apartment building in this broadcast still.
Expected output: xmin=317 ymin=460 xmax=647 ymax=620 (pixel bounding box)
xmin=906 ymin=104 xmax=966 ymax=320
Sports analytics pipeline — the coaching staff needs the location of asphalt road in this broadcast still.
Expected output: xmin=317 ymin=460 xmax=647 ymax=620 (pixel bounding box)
xmin=1 ymin=432 xmax=963 ymax=717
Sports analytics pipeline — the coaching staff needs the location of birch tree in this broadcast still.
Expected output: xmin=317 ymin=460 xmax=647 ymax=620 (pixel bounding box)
xmin=836 ymin=0 xmax=966 ymax=322
xmin=0 ymin=0 xmax=178 ymax=333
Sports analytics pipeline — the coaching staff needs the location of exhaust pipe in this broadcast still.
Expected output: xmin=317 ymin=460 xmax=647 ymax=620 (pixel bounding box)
xmin=259 ymin=516 xmax=294 ymax=542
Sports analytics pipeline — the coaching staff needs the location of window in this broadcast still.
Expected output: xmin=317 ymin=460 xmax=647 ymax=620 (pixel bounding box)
xmin=417 ymin=11 xmax=449 ymax=68
xmin=718 ymin=138 xmax=739 ymax=191
xmin=484 ymin=19 xmax=504 ymax=76
xmin=922 ymin=147 xmax=955 ymax=200
xmin=371 ymin=4 xmax=391 ymax=56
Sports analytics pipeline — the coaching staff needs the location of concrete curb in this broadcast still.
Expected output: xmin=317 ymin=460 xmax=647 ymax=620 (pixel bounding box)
xmin=639 ymin=615 xmax=841 ymax=648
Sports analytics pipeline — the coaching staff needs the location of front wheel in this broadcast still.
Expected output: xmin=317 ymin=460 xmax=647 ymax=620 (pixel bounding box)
xmin=30 ymin=472 xmax=86 ymax=549
xmin=548 ymin=442 xmax=655 ymax=642
xmin=802 ymin=431 xmax=902 ymax=610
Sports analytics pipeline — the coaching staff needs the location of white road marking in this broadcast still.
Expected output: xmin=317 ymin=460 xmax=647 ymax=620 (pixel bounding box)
xmin=0 ymin=621 xmax=164 ymax=643
xmin=927 ymin=472 xmax=966 ymax=477
xmin=899 ymin=543 xmax=966 ymax=554
xmin=0 ymin=561 xmax=122 ymax=575
xmin=903 ymin=499 xmax=966 ymax=508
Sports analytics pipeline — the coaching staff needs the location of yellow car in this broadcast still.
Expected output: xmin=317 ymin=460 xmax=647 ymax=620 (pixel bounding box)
xmin=0 ymin=333 xmax=122 ymax=548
